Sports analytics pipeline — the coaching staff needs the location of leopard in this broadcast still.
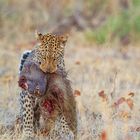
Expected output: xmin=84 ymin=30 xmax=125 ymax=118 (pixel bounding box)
xmin=17 ymin=32 xmax=77 ymax=140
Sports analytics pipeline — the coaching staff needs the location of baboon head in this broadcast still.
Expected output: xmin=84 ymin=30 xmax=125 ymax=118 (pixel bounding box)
xmin=18 ymin=61 xmax=47 ymax=96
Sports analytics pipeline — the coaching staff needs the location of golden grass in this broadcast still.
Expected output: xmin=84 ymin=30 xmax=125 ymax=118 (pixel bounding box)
xmin=0 ymin=0 xmax=140 ymax=139
xmin=0 ymin=36 xmax=140 ymax=139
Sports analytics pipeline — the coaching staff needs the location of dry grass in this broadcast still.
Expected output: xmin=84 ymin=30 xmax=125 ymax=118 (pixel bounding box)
xmin=0 ymin=0 xmax=140 ymax=139
xmin=0 ymin=35 xmax=140 ymax=139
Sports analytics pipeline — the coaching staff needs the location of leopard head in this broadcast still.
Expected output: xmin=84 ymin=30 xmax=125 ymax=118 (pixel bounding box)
xmin=35 ymin=31 xmax=68 ymax=73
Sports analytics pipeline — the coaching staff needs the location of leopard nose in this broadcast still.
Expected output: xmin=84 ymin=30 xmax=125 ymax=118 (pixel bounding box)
xmin=46 ymin=68 xmax=54 ymax=73
xmin=46 ymin=65 xmax=57 ymax=73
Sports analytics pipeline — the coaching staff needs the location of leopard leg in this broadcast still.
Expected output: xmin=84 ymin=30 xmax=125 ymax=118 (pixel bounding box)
xmin=48 ymin=114 xmax=74 ymax=140
xmin=59 ymin=114 xmax=75 ymax=140
xmin=48 ymin=128 xmax=60 ymax=140
xmin=20 ymin=90 xmax=35 ymax=140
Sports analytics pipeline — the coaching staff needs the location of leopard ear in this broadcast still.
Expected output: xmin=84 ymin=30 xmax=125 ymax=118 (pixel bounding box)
xmin=59 ymin=34 xmax=69 ymax=46
xmin=35 ymin=30 xmax=43 ymax=41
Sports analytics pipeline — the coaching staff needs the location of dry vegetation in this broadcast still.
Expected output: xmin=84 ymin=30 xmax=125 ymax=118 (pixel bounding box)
xmin=0 ymin=0 xmax=140 ymax=140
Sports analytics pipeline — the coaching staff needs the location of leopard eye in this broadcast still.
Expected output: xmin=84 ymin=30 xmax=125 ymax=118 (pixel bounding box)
xmin=39 ymin=62 xmax=41 ymax=64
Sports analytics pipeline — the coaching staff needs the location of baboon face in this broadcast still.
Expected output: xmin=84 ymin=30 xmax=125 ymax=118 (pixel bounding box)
xmin=18 ymin=62 xmax=47 ymax=96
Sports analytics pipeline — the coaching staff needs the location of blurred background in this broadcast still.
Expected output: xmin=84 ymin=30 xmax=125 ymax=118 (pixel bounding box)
xmin=1 ymin=0 xmax=140 ymax=46
xmin=0 ymin=0 xmax=140 ymax=140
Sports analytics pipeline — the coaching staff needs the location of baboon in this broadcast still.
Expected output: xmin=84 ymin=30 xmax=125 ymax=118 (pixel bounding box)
xmin=18 ymin=61 xmax=77 ymax=140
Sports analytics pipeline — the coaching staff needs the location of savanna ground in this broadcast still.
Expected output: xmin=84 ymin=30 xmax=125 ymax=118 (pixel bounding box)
xmin=0 ymin=0 xmax=140 ymax=140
